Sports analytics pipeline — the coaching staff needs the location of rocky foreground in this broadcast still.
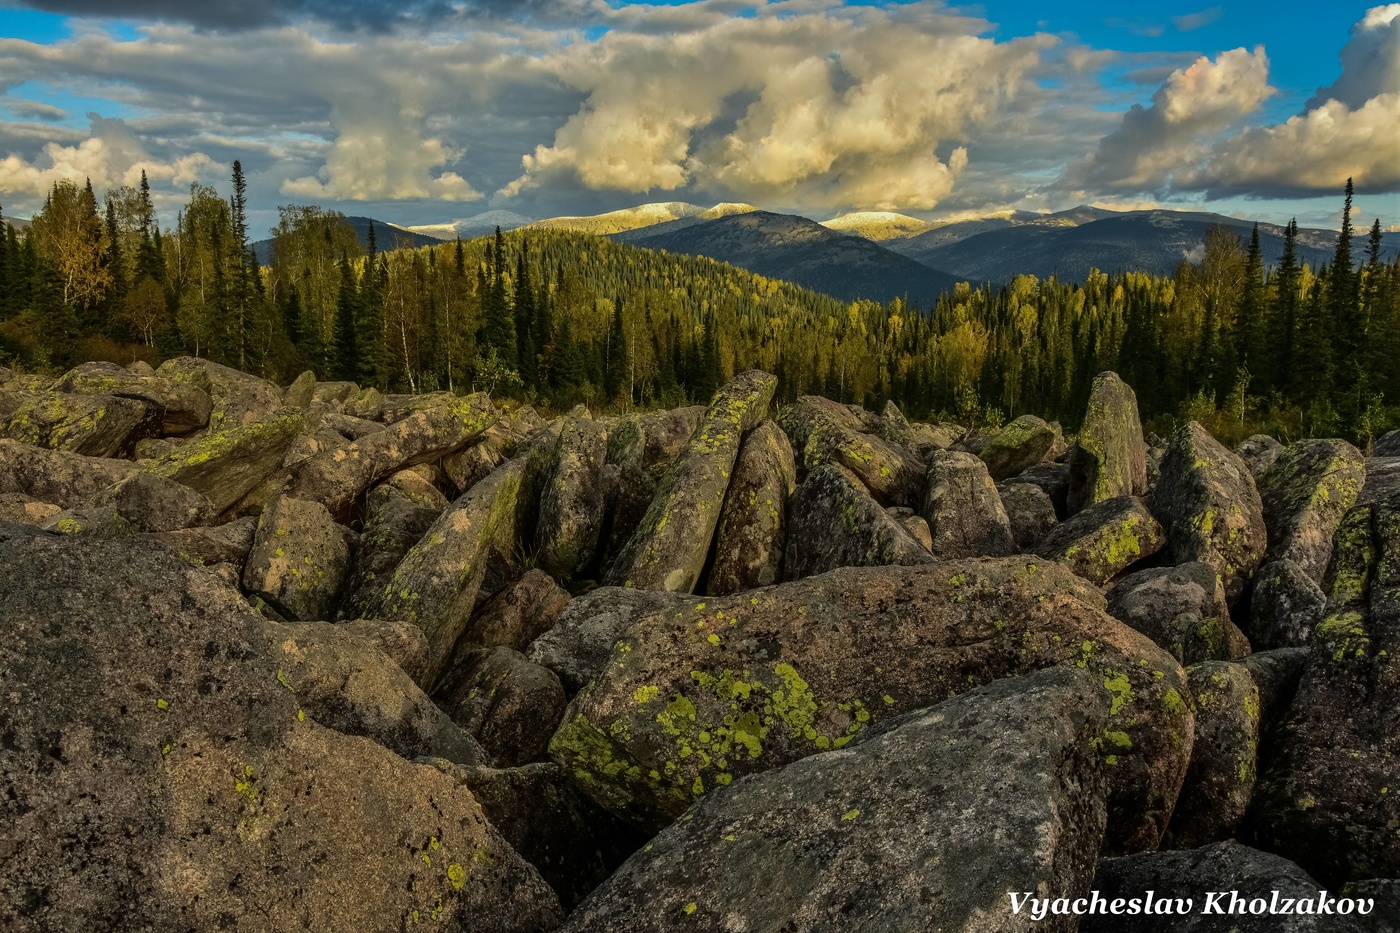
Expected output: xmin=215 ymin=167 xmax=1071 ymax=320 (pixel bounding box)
xmin=1 ymin=358 xmax=1398 ymax=931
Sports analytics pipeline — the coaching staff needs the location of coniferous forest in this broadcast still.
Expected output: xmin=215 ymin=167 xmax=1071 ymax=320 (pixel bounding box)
xmin=2 ymin=164 xmax=1397 ymax=447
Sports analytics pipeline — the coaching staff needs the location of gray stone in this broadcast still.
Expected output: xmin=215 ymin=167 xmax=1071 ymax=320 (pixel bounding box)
xmin=436 ymin=647 xmax=567 ymax=767
xmin=1235 ymin=433 xmax=1285 ymax=477
xmin=1249 ymin=559 xmax=1327 ymax=649
xmin=1036 ymin=495 xmax=1166 ymax=587
xmin=53 ymin=360 xmax=212 ymax=435
xmin=980 ymin=413 xmax=1056 ymax=481
xmin=142 ymin=409 xmax=304 ymax=513
xmin=922 ymin=449 xmax=1015 ymax=558
xmin=242 ymin=496 xmax=351 ymax=622
xmin=782 ymin=463 xmax=935 ymax=580
xmin=0 ymin=389 xmax=159 ymax=457
xmin=526 ymin=586 xmax=685 ymax=696
xmin=999 ymin=480 xmax=1059 ymax=551
xmin=535 ymin=417 xmax=608 ymax=580
xmin=707 ymin=420 xmax=797 ymax=595
xmin=1069 ymin=371 xmax=1148 ymax=513
xmin=85 ymin=470 xmax=212 ymax=533
xmin=1106 ymin=562 xmax=1250 ymax=665
xmin=1257 ymin=438 xmax=1365 ymax=583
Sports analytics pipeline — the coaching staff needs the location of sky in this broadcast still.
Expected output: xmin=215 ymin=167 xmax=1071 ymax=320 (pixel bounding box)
xmin=0 ymin=0 xmax=1397 ymax=239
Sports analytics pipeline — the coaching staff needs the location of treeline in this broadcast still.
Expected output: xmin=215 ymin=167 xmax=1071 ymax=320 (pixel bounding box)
xmin=1 ymin=169 xmax=1397 ymax=446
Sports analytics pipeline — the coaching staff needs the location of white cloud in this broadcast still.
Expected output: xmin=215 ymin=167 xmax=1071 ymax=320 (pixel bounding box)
xmin=1062 ymin=46 xmax=1273 ymax=194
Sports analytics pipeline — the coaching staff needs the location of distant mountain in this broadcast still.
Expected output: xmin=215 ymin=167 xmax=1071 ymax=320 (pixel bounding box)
xmin=402 ymin=210 xmax=535 ymax=241
xmin=527 ymin=201 xmax=756 ymax=236
xmin=616 ymin=210 xmax=961 ymax=304
xmin=821 ymin=211 xmax=935 ymax=241
xmin=252 ymin=216 xmax=445 ymax=265
xmin=3 ymin=216 xmax=31 ymax=234
xmin=882 ymin=208 xmax=1112 ymax=257
xmin=894 ymin=209 xmax=1393 ymax=285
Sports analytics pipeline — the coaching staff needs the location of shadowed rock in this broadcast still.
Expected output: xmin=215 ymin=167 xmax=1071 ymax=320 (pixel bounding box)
xmin=1037 ymin=495 xmax=1165 ymax=587
xmin=142 ymin=408 xmax=304 ymax=513
xmin=85 ymin=470 xmax=211 ymax=533
xmin=1164 ymin=661 xmax=1260 ymax=849
xmin=156 ymin=356 xmax=285 ymax=429
xmin=999 ymin=480 xmax=1059 ymax=551
xmin=527 ymin=587 xmax=686 ymax=696
xmin=1235 ymin=433 xmax=1285 ymax=478
xmin=707 ymin=420 xmax=796 ymax=595
xmin=436 ymin=646 xmax=567 ymax=767
xmin=1069 ymin=371 xmax=1148 ymax=513
xmin=1248 ymin=559 xmax=1327 ymax=649
xmin=0 ymin=438 xmax=137 ymax=509
xmin=0 ymin=389 xmax=159 ymax=457
xmin=1257 ymin=438 xmax=1365 ymax=583
xmin=783 ymin=463 xmax=935 ymax=579
xmin=535 ymin=417 xmax=608 ymax=580
xmin=1106 ymin=562 xmax=1250 ymax=665
xmin=242 ymin=495 xmax=351 ymax=622
xmin=54 ymin=360 xmax=212 ymax=435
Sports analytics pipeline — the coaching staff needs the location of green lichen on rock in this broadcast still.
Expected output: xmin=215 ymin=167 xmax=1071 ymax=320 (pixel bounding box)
xmin=1037 ymin=495 xmax=1164 ymax=586
xmin=1068 ymin=371 xmax=1147 ymax=513
xmin=143 ymin=409 xmax=305 ymax=512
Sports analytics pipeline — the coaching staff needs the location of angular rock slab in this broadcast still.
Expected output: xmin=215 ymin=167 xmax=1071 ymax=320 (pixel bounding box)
xmin=54 ymin=360 xmax=212 ymax=435
xmin=707 ymin=420 xmax=796 ymax=595
xmin=782 ymin=463 xmax=935 ymax=579
xmin=1235 ymin=433 xmax=1285 ymax=478
xmin=999 ymin=480 xmax=1059 ymax=552
xmin=0 ymin=438 xmax=136 ymax=509
xmin=1257 ymin=438 xmax=1365 ymax=584
xmin=1248 ymin=559 xmax=1327 ymax=649
xmin=242 ymin=495 xmax=351 ymax=622
xmin=142 ymin=408 xmax=304 ymax=512
xmin=1069 ymin=371 xmax=1148 ymax=513
xmin=527 ymin=587 xmax=686 ymax=696
xmin=922 ymin=449 xmax=1016 ymax=559
xmin=534 ymin=416 xmax=608 ymax=580
xmin=0 ymin=526 xmax=561 ymax=933
xmin=562 ymin=668 xmax=1112 ymax=933
xmin=1151 ymin=421 xmax=1267 ymax=604
xmin=1037 ymin=495 xmax=1165 ymax=587
xmin=550 ymin=557 xmax=1193 ymax=853
xmin=0 ymin=389 xmax=158 ymax=457
xmin=608 ymin=370 xmax=775 ymax=592
xmin=1164 ymin=661 xmax=1261 ymax=849
xmin=156 ymin=356 xmax=285 ymax=429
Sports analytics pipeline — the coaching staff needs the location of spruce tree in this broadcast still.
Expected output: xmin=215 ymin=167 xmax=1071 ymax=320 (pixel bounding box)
xmin=604 ymin=295 xmax=629 ymax=404
xmin=514 ymin=241 xmax=536 ymax=386
xmin=1234 ymin=222 xmax=1264 ymax=383
xmin=1270 ymin=219 xmax=1301 ymax=395
xmin=333 ymin=252 xmax=360 ymax=381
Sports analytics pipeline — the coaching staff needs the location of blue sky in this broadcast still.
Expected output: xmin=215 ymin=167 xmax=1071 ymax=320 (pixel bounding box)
xmin=0 ymin=0 xmax=1396 ymax=235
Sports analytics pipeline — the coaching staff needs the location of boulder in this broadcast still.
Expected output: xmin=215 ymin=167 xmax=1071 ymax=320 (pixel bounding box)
xmin=457 ymin=568 xmax=572 ymax=653
xmin=634 ymin=405 xmax=706 ymax=474
xmin=1036 ymin=495 xmax=1166 ymax=587
xmin=888 ymin=506 xmax=933 ymax=550
xmin=782 ymin=463 xmax=935 ymax=579
xmin=142 ymin=408 xmax=304 ymax=513
xmin=980 ymin=413 xmax=1056 ymax=481
xmin=1164 ymin=662 xmax=1261 ymax=849
xmin=0 ymin=389 xmax=159 ymax=457
xmin=879 ymin=398 xmax=915 ymax=446
xmin=607 ymin=371 xmax=776 ymax=592
xmin=799 ymin=415 xmax=924 ymax=508
xmin=1374 ymin=429 xmax=1400 ymax=457
xmin=319 ymin=410 xmax=385 ymax=440
xmin=999 ymin=480 xmax=1059 ymax=551
xmin=526 ymin=587 xmax=686 ymax=696
xmin=285 ymin=394 xmax=495 ymax=520
xmin=1151 ymin=421 xmax=1267 ymax=603
xmin=1235 ymin=433 xmax=1285 ymax=478
xmin=84 ymin=470 xmax=212 ymax=533
xmin=334 ymin=617 xmax=432 ymax=688
xmin=598 ymin=459 xmax=657 ymax=574
xmin=1238 ymin=647 xmax=1309 ymax=726
xmin=156 ymin=356 xmax=286 ymax=429
xmin=1361 ymin=456 xmax=1400 ymax=506
xmin=241 ymin=496 xmax=351 ymax=622
xmin=53 ymin=360 xmax=212 ymax=434
xmin=364 ymin=426 xmax=561 ymax=687
xmin=0 ymin=525 xmax=562 ymax=932
xmin=280 ymin=424 xmax=349 ymax=469
xmin=534 ymin=417 xmax=608 ymax=580
xmin=922 ymin=449 xmax=1016 ymax=558
xmin=707 ymin=420 xmax=797 ymax=595
xmin=281 ymin=369 xmax=317 ymax=409
xmin=1016 ymin=461 xmax=1071 ymax=518
xmin=1257 ymin=438 xmax=1365 ymax=583
xmin=1068 ymin=371 xmax=1148 ymax=513
xmin=311 ymin=380 xmax=358 ymax=404
xmin=344 ymin=481 xmax=442 ymax=619
xmin=1248 ymin=559 xmax=1327 ymax=649
xmin=1081 ymin=841 xmax=1375 ymax=933
xmin=1342 ymin=879 xmax=1400 ymax=930
xmin=436 ymin=647 xmax=568 ymax=767
xmin=1249 ymin=488 xmax=1400 ymax=884
xmin=149 ymin=515 xmax=258 ymax=568
xmin=1106 ymin=562 xmax=1250 ymax=665
xmin=561 ymin=668 xmax=1111 ymax=933
xmin=0 ymin=492 xmax=61 ymax=526
xmin=41 ymin=506 xmax=135 ymax=539
xmin=550 ymin=558 xmax=1192 ymax=853
xmin=429 ymin=760 xmax=646 ymax=912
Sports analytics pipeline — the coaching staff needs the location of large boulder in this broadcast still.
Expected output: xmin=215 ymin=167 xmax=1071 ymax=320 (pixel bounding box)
xmin=53 ymin=360 xmax=212 ymax=435
xmin=922 ymin=449 xmax=1016 ymax=558
xmin=1016 ymin=461 xmax=1071 ymax=518
xmin=1081 ymin=841 xmax=1376 ymax=933
xmin=550 ymin=558 xmax=1193 ymax=853
xmin=1374 ymin=429 xmax=1400 ymax=457
xmin=798 ymin=413 xmax=925 ymax=508
xmin=1248 ymin=559 xmax=1327 ymax=649
xmin=242 ymin=495 xmax=351 ymax=622
xmin=999 ymin=480 xmax=1059 ymax=552
xmin=707 ymin=420 xmax=796 ymax=595
xmin=436 ymin=647 xmax=567 ymax=767
xmin=0 ymin=525 xmax=562 ymax=932
xmin=1249 ymin=487 xmax=1400 ymax=884
xmin=1036 ymin=496 xmax=1166 ymax=587
xmin=457 ymin=568 xmax=572 ymax=653
xmin=342 ymin=479 xmax=444 ymax=618
xmin=782 ymin=463 xmax=935 ymax=579
xmin=156 ymin=356 xmax=285 ymax=428
xmin=142 ymin=408 xmax=304 ymax=513
xmin=363 ymin=426 xmax=561 ymax=686
xmin=1235 ymin=433 xmax=1285 ymax=478
xmin=980 ymin=413 xmax=1056 ymax=481
xmin=1068 ymin=372 xmax=1148 ymax=513
xmin=534 ymin=416 xmax=607 ymax=581
xmin=526 ymin=587 xmax=686 ymax=696
xmin=0 ymin=439 xmax=137 ymax=509
xmin=1256 ymin=438 xmax=1365 ymax=583
xmin=562 ymin=668 xmax=1112 ymax=933
xmin=1151 ymin=421 xmax=1267 ymax=603
xmin=285 ymin=394 xmax=496 ymax=520
xmin=1163 ymin=662 xmax=1261 ymax=849
xmin=0 ymin=389 xmax=158 ymax=457
xmin=1106 ymin=562 xmax=1250 ymax=665
xmin=84 ymin=470 xmax=212 ymax=533
xmin=608 ymin=371 xmax=776 ymax=592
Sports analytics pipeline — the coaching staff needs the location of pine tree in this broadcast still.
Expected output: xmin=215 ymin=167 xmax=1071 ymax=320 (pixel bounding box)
xmin=514 ymin=241 xmax=536 ymax=387
xmin=604 ymin=295 xmax=629 ymax=404
xmin=333 ymin=252 xmax=360 ymax=381
xmin=1270 ymin=219 xmax=1301 ymax=395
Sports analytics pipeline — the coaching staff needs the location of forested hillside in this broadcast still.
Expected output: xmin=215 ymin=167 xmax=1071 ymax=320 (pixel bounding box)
xmin=1 ymin=166 xmax=1396 ymax=446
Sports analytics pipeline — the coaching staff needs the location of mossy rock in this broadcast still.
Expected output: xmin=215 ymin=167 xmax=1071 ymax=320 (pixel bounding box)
xmin=1068 ymin=371 xmax=1147 ymax=513
xmin=143 ymin=408 xmax=305 ymax=513
xmin=1257 ymin=437 xmax=1364 ymax=584
xmin=1106 ymin=561 xmax=1250 ymax=665
xmin=1037 ymin=495 xmax=1165 ymax=587
xmin=0 ymin=438 xmax=137 ymax=509
xmin=708 ymin=420 xmax=797 ymax=595
xmin=0 ymin=388 xmax=160 ymax=458
xmin=980 ymin=413 xmax=1056 ymax=482
xmin=922 ymin=449 xmax=1015 ymax=559
xmin=782 ymin=463 xmax=934 ymax=580
xmin=54 ymin=360 xmax=213 ymax=435
xmin=534 ymin=416 xmax=608 ymax=580
xmin=242 ymin=495 xmax=351 ymax=622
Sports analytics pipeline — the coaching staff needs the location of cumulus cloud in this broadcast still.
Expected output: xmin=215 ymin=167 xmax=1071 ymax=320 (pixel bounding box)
xmin=0 ymin=114 xmax=222 ymax=210
xmin=1184 ymin=4 xmax=1400 ymax=196
xmin=1062 ymin=46 xmax=1272 ymax=194
xmin=502 ymin=5 xmax=1052 ymax=210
